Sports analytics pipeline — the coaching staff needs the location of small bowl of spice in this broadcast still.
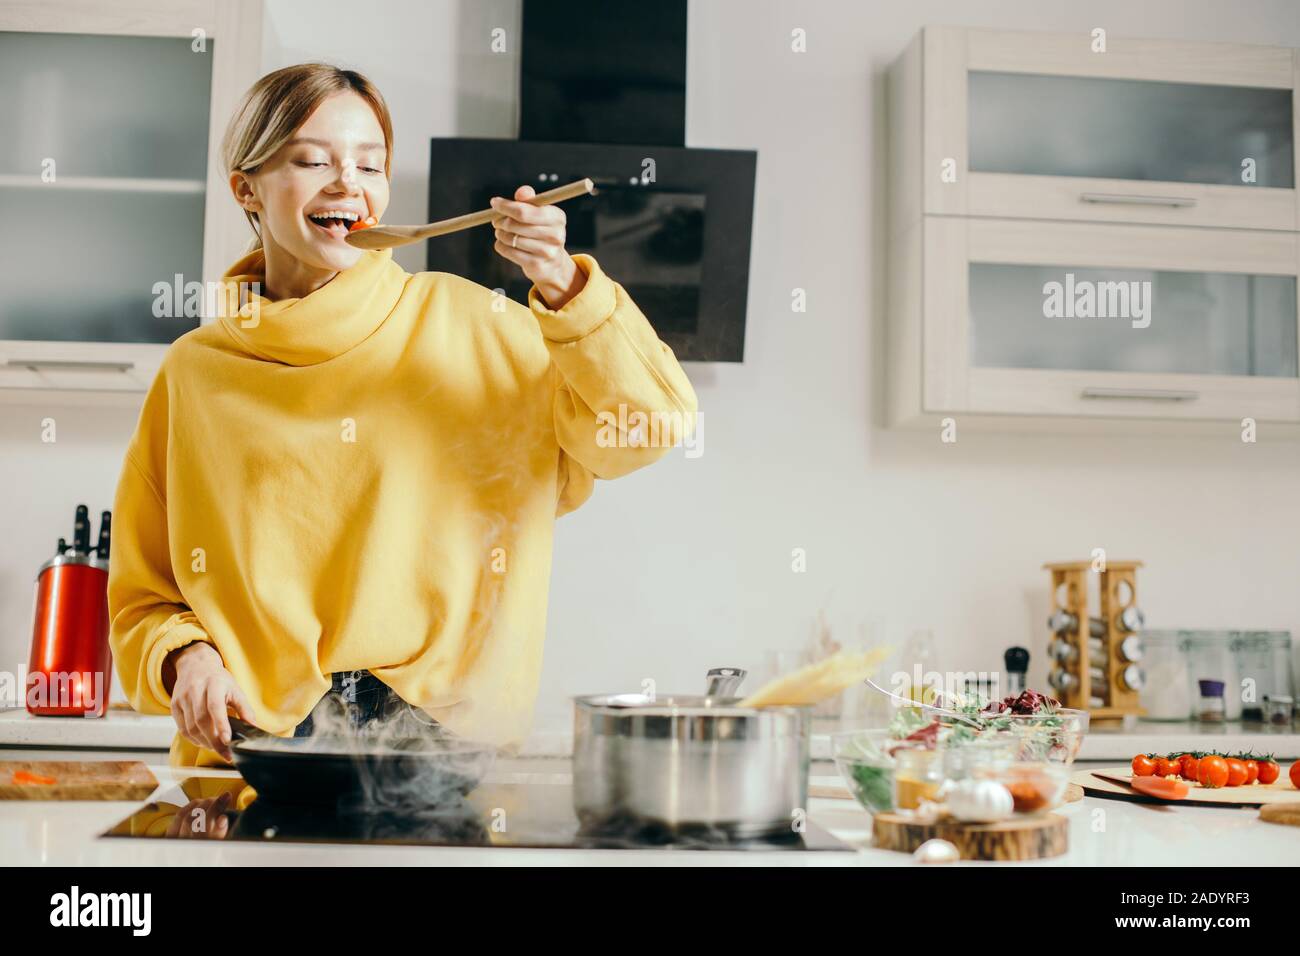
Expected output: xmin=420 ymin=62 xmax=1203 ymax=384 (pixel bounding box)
xmin=974 ymin=761 xmax=1069 ymax=815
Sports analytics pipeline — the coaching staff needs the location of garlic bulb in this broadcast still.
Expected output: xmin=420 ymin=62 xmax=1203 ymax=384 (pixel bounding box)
xmin=913 ymin=838 xmax=960 ymax=864
xmin=944 ymin=779 xmax=1014 ymax=823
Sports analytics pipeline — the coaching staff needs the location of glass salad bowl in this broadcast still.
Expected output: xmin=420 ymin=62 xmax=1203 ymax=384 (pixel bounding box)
xmin=830 ymin=729 xmax=913 ymax=816
xmin=941 ymin=734 xmax=1019 ymax=781
xmin=979 ymin=708 xmax=1089 ymax=765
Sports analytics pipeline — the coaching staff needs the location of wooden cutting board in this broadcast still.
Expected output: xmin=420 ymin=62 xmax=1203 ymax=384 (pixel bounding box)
xmin=873 ymin=811 xmax=1067 ymax=860
xmin=0 ymin=761 xmax=158 ymax=801
xmin=1073 ymin=768 xmax=1300 ymax=806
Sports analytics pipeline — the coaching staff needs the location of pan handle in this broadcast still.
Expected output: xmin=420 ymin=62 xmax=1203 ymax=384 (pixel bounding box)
xmin=227 ymin=715 xmax=273 ymax=742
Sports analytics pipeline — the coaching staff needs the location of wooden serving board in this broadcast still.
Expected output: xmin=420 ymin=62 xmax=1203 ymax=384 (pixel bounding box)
xmin=0 ymin=761 xmax=158 ymax=801
xmin=873 ymin=811 xmax=1067 ymax=860
xmin=1260 ymin=804 xmax=1300 ymax=828
xmin=811 ymin=783 xmax=1085 ymax=803
xmin=1073 ymin=768 xmax=1300 ymax=806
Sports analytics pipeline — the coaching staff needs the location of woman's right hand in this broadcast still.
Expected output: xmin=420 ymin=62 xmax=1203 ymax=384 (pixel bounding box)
xmin=167 ymin=642 xmax=256 ymax=762
xmin=165 ymin=791 xmax=234 ymax=840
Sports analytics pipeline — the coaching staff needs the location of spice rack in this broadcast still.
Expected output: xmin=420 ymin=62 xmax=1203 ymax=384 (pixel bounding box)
xmin=1044 ymin=561 xmax=1147 ymax=722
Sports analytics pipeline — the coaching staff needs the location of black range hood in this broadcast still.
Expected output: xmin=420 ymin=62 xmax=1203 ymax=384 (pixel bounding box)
xmin=426 ymin=0 xmax=755 ymax=362
xmin=518 ymin=0 xmax=687 ymax=147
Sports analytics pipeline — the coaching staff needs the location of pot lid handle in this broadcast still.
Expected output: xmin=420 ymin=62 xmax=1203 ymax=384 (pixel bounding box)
xmin=704 ymin=667 xmax=746 ymax=698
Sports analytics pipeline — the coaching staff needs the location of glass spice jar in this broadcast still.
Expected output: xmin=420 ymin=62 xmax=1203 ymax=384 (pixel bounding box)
xmin=1264 ymin=695 xmax=1294 ymax=727
xmin=893 ymin=747 xmax=943 ymax=810
xmin=1197 ymin=679 xmax=1226 ymax=723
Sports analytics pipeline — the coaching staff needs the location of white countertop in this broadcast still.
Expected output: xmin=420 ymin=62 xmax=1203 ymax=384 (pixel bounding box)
xmin=0 ymin=708 xmax=177 ymax=749
xmin=0 ymin=707 xmax=575 ymax=756
xmin=2 ymin=751 xmax=1298 ymax=866
xmin=6 ymin=708 xmax=1296 ymax=762
xmin=1080 ymin=719 xmax=1300 ymax=761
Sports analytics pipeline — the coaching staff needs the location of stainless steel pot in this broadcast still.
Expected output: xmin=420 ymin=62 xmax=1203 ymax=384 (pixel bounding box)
xmin=572 ymin=668 xmax=812 ymax=839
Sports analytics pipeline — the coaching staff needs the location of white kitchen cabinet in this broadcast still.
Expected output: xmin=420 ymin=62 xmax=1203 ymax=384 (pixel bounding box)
xmin=913 ymin=217 xmax=1300 ymax=422
xmin=0 ymin=0 xmax=262 ymax=404
xmin=915 ymin=26 xmax=1300 ymax=231
xmin=887 ymin=27 xmax=1300 ymax=429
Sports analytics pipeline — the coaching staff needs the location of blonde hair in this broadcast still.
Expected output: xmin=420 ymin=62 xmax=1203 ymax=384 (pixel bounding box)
xmin=221 ymin=63 xmax=394 ymax=252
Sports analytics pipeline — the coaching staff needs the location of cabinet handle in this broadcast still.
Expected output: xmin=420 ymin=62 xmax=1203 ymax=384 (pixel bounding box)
xmin=1081 ymin=387 xmax=1199 ymax=402
xmin=1079 ymin=192 xmax=1198 ymax=208
xmin=6 ymin=359 xmax=136 ymax=372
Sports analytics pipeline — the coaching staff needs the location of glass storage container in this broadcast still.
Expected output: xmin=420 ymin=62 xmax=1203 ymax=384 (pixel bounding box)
xmin=1263 ymin=695 xmax=1294 ymax=727
xmin=1234 ymin=631 xmax=1294 ymax=723
xmin=1138 ymin=630 xmax=1192 ymax=721
xmin=1184 ymin=631 xmax=1242 ymax=721
xmin=1197 ymin=680 xmax=1226 ymax=723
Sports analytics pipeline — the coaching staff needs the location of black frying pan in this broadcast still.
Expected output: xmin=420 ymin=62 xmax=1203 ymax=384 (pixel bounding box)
xmin=227 ymin=717 xmax=496 ymax=809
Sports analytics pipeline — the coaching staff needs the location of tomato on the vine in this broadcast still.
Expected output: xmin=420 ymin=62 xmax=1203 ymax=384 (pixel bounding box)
xmin=1154 ymin=756 xmax=1181 ymax=778
xmin=1198 ymin=755 xmax=1229 ymax=789
xmin=1291 ymin=761 xmax=1300 ymax=790
xmin=1258 ymin=759 xmax=1280 ymax=785
xmin=1179 ymin=753 xmax=1200 ymax=782
xmin=1243 ymin=759 xmax=1259 ymax=785
xmin=1132 ymin=754 xmax=1156 ymax=777
xmin=1225 ymin=757 xmax=1247 ymax=787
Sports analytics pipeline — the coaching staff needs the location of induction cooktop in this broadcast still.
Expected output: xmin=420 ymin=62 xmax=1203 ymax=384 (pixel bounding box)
xmin=102 ymin=776 xmax=854 ymax=852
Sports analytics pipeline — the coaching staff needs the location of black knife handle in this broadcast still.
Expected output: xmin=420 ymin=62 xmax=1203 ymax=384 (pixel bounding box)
xmin=96 ymin=511 xmax=111 ymax=560
xmin=73 ymin=504 xmax=90 ymax=555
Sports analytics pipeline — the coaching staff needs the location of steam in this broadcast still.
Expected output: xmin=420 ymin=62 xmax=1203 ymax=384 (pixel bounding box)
xmin=241 ymin=691 xmax=498 ymax=813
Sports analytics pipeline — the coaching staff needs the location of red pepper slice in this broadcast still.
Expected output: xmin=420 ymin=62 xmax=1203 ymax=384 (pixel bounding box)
xmin=12 ymin=769 xmax=57 ymax=786
xmin=1131 ymin=775 xmax=1189 ymax=800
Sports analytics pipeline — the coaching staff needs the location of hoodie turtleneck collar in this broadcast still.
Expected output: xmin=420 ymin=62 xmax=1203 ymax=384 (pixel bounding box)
xmin=217 ymin=247 xmax=409 ymax=366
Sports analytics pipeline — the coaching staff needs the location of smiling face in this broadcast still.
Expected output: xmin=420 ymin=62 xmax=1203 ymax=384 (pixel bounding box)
xmin=231 ymin=92 xmax=390 ymax=276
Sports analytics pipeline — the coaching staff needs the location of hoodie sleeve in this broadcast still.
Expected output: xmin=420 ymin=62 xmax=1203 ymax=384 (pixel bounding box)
xmin=107 ymin=373 xmax=218 ymax=715
xmin=527 ymin=253 xmax=698 ymax=515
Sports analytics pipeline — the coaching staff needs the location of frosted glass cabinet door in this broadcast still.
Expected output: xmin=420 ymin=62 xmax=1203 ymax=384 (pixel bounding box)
xmin=969 ymin=265 xmax=1299 ymax=378
xmin=0 ymin=31 xmax=212 ymax=345
xmin=969 ymin=73 xmax=1294 ymax=189
xmin=921 ymin=217 xmax=1300 ymax=423
xmin=921 ymin=27 xmax=1300 ymax=230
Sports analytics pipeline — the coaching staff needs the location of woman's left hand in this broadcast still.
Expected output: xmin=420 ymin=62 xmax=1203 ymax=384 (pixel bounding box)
xmin=491 ymin=185 xmax=587 ymax=309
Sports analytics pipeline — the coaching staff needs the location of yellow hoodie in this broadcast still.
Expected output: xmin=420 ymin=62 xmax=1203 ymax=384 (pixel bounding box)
xmin=108 ymin=248 xmax=697 ymax=766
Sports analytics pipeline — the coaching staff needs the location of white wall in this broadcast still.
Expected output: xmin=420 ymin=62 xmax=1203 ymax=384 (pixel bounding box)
xmin=3 ymin=0 xmax=1298 ymax=723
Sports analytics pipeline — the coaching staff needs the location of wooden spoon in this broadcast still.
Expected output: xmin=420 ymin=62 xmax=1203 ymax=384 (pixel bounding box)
xmin=344 ymin=177 xmax=595 ymax=251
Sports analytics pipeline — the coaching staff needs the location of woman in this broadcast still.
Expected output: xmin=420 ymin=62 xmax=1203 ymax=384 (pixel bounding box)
xmin=107 ymin=63 xmax=697 ymax=767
